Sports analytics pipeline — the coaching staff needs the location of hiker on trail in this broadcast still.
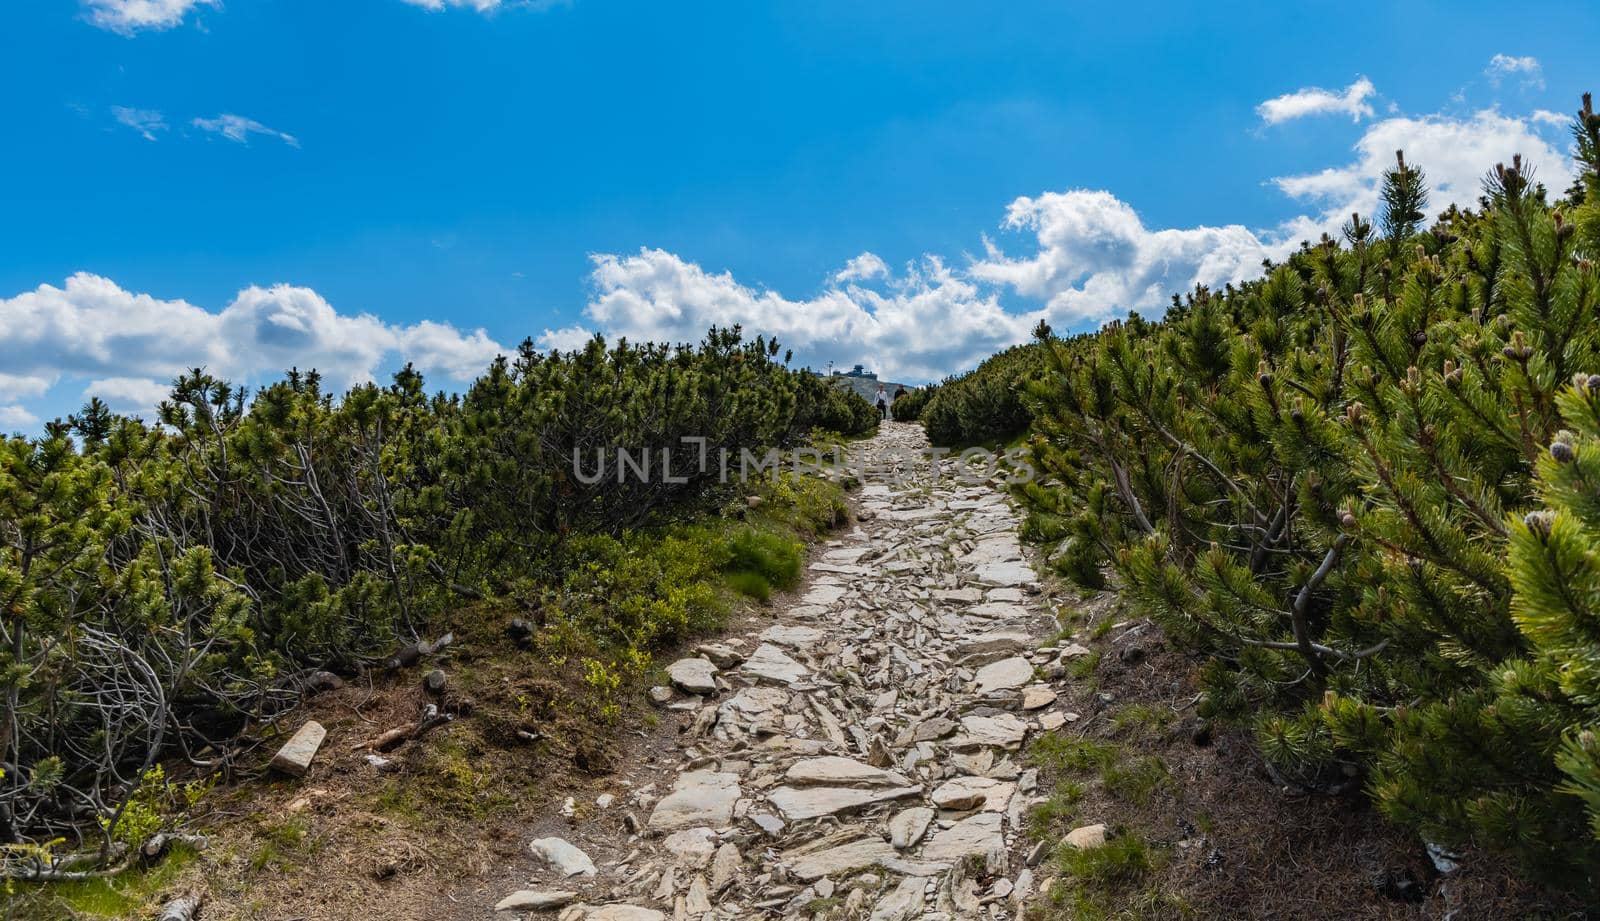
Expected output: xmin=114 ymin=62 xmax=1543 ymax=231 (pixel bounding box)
xmin=876 ymin=383 xmax=889 ymax=420
xmin=894 ymin=384 xmax=907 ymax=402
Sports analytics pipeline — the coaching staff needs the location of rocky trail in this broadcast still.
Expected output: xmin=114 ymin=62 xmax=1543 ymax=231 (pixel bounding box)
xmin=490 ymin=422 xmax=1086 ymax=919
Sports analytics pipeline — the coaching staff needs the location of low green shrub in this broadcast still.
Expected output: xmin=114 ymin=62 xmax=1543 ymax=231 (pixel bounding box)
xmin=890 ymin=384 xmax=936 ymax=421
xmin=724 ymin=527 xmax=802 ymax=593
xmin=1014 ymin=95 xmax=1600 ymax=881
xmin=921 ymin=341 xmax=1047 ymax=446
xmin=0 ymin=325 xmax=865 ymax=861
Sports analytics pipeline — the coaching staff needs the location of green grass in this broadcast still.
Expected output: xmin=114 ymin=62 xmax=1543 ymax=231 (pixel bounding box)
xmin=1028 ymin=781 xmax=1086 ymax=837
xmin=1058 ymin=831 xmax=1154 ymax=887
xmin=12 ymin=842 xmax=200 ymax=920
xmin=1042 ymin=831 xmax=1171 ymax=919
xmin=1029 ymin=734 xmax=1169 ymax=805
xmin=1067 ymin=650 xmax=1102 ymax=681
xmin=1102 ymin=756 xmax=1171 ymax=805
xmin=1110 ymin=703 xmax=1175 ymax=735
xmin=724 ymin=527 xmax=802 ymax=587
xmin=724 ymin=569 xmax=774 ymax=600
xmin=249 ymin=813 xmax=314 ymax=872
xmin=1029 ymin=734 xmax=1119 ymax=773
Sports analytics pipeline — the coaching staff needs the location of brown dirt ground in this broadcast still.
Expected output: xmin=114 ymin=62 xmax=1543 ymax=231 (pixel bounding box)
xmin=1026 ymin=590 xmax=1595 ymax=920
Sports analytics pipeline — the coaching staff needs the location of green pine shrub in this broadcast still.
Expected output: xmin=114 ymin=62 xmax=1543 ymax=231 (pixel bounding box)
xmin=0 ymin=325 xmax=867 ymax=866
xmin=1014 ymin=94 xmax=1600 ymax=880
xmin=890 ymin=384 xmax=937 ymax=421
xmin=920 ymin=341 xmax=1047 ymax=446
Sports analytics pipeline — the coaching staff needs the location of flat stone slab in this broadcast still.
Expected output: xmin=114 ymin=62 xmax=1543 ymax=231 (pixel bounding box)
xmin=974 ymin=561 xmax=1035 ymax=586
xmin=974 ymin=656 xmax=1033 ymax=693
xmin=759 ymin=625 xmax=826 ymax=649
xmin=270 ymin=720 xmax=326 ymax=777
xmin=870 ymin=875 xmax=930 ymax=921
xmin=579 ymin=907 xmax=667 ymax=921
xmin=958 ymin=631 xmax=1033 ymax=659
xmin=647 ymin=771 xmax=742 ymax=831
xmin=661 ymin=827 xmax=717 ymax=867
xmin=1021 ymin=686 xmax=1058 ymax=710
xmin=909 ymin=716 xmax=957 ymax=742
xmin=930 ymin=775 xmax=1015 ymax=812
xmin=740 ymin=643 xmax=809 ymax=684
xmin=785 ymin=756 xmax=909 ymax=787
xmin=783 ymin=837 xmax=943 ymax=881
xmin=921 ymin=811 xmax=1005 ymax=862
xmin=767 ymin=784 xmax=921 ymax=821
xmin=810 ymin=563 xmax=869 ymax=576
xmin=719 ymin=687 xmax=790 ymax=723
xmin=667 ymin=657 xmax=718 ymax=695
xmin=495 ymin=890 xmax=576 ymax=912
xmin=800 ymin=584 xmax=847 ymax=606
xmin=968 ymin=601 xmax=1031 ymax=621
xmin=888 ymin=806 xmax=934 ymax=849
xmin=950 ymin=713 xmax=1029 ymax=750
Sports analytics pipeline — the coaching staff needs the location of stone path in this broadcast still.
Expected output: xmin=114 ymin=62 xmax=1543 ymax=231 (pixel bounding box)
xmin=494 ymin=422 xmax=1083 ymax=919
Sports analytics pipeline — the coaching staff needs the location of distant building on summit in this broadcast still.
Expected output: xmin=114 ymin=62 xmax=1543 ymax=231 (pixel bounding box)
xmin=821 ymin=363 xmax=909 ymax=405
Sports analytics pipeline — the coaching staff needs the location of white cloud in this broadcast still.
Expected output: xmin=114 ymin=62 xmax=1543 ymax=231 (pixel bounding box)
xmin=0 ymin=373 xmax=53 ymax=401
xmin=539 ymin=249 xmax=1035 ymax=383
xmin=397 ymin=321 xmax=508 ymax=380
xmin=969 ymin=191 xmax=1270 ymax=324
xmin=1271 ymin=108 xmax=1574 ymax=244
xmin=1487 ymin=54 xmax=1544 ymax=90
xmin=82 ymin=0 xmax=218 ymax=35
xmin=402 ymin=0 xmax=506 ymax=8
xmin=112 ymin=106 xmax=167 ymax=141
xmin=0 ymin=274 xmax=506 ymax=420
xmin=84 ymin=377 xmax=177 ymax=414
xmin=0 ymin=405 xmax=40 ymax=430
xmin=554 ymin=101 xmax=1573 ymax=382
xmin=192 ymin=114 xmax=300 ymax=148
xmin=1257 ymin=77 xmax=1376 ymax=125
xmin=833 ymin=252 xmax=890 ymax=284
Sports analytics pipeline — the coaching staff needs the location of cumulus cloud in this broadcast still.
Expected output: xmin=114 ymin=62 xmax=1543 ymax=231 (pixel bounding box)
xmin=1486 ymin=54 xmax=1544 ymax=90
xmin=112 ymin=106 xmax=167 ymax=141
xmin=834 ymin=252 xmax=890 ymax=284
xmin=0 ymin=274 xmax=506 ymax=419
xmin=969 ymin=191 xmax=1270 ymax=323
xmin=0 ymin=405 xmax=39 ymax=430
xmin=552 ymin=101 xmax=1572 ymax=382
xmin=82 ymin=0 xmax=218 ymax=35
xmin=1270 ymin=108 xmax=1573 ymax=243
xmin=192 ymin=114 xmax=300 ymax=148
xmin=85 ymin=377 xmax=178 ymax=414
xmin=1257 ymin=77 xmax=1377 ymax=125
xmin=539 ymin=249 xmax=1035 ymax=383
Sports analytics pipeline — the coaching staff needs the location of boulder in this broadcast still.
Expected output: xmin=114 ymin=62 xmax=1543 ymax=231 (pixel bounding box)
xmin=529 ymin=837 xmax=596 ymax=877
xmin=667 ymin=657 xmax=718 ymax=695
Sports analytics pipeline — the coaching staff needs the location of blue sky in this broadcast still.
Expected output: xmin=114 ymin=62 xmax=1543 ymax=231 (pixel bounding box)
xmin=1 ymin=0 xmax=1595 ymax=427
